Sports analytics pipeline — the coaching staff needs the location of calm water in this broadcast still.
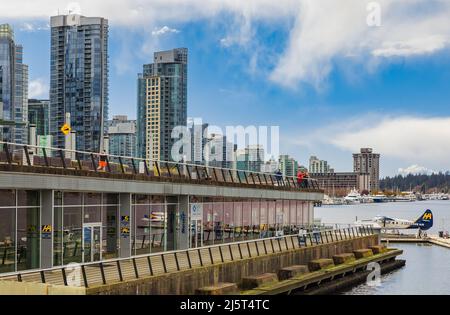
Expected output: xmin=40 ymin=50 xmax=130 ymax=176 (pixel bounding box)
xmin=315 ymin=201 xmax=450 ymax=295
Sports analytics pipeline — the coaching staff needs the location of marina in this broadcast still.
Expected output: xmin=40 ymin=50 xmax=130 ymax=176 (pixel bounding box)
xmin=316 ymin=200 xmax=450 ymax=295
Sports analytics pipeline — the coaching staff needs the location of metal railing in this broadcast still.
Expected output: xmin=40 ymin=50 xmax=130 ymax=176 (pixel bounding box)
xmin=0 ymin=226 xmax=374 ymax=288
xmin=0 ymin=141 xmax=320 ymax=191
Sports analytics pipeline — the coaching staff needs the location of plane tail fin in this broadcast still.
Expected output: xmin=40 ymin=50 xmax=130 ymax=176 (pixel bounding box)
xmin=414 ymin=209 xmax=433 ymax=230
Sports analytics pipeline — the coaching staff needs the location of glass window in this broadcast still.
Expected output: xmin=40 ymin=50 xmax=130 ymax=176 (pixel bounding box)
xmin=213 ymin=202 xmax=224 ymax=243
xmin=64 ymin=192 xmax=82 ymax=206
xmin=63 ymin=207 xmax=82 ymax=264
xmin=84 ymin=206 xmax=102 ymax=223
xmin=203 ymin=204 xmax=213 ymax=245
xmin=0 ymin=190 xmax=15 ymax=207
xmin=268 ymin=201 xmax=276 ymax=227
xmin=134 ymin=205 xmax=150 ymax=255
xmin=17 ymin=208 xmax=40 ymax=271
xmin=290 ymin=200 xmax=297 ymax=226
xmin=251 ymin=200 xmax=260 ymax=229
xmin=296 ymin=201 xmax=303 ymax=226
xmin=242 ymin=201 xmax=251 ymax=229
xmin=17 ymin=190 xmax=40 ymax=207
xmin=0 ymin=208 xmax=15 ymax=273
xmin=260 ymin=200 xmax=268 ymax=226
xmin=104 ymin=206 xmax=118 ymax=259
xmin=54 ymin=207 xmax=63 ymax=266
xmin=276 ymin=200 xmax=284 ymax=227
xmin=150 ymin=204 xmax=165 ymax=253
xmin=84 ymin=193 xmax=102 ymax=205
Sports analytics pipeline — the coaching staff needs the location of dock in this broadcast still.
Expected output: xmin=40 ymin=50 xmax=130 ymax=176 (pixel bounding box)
xmin=381 ymin=234 xmax=450 ymax=249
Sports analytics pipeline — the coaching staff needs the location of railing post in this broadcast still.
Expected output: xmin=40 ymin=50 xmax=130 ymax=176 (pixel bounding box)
xmin=17 ymin=273 xmax=22 ymax=282
xmin=218 ymin=246 xmax=225 ymax=262
xmin=174 ymin=253 xmax=180 ymax=271
xmin=246 ymin=242 xmax=252 ymax=257
xmin=81 ymin=265 xmax=88 ymax=288
xmin=147 ymin=256 xmax=154 ymax=275
xmin=161 ymin=254 xmax=168 ymax=273
xmin=339 ymin=229 xmax=343 ymax=240
xmin=164 ymin=162 xmax=171 ymax=177
xmin=323 ymin=231 xmax=329 ymax=243
xmin=42 ymin=148 xmax=49 ymax=167
xmin=76 ymin=153 xmax=82 ymax=170
xmin=24 ymin=145 xmax=31 ymax=166
xmin=208 ymin=247 xmax=214 ymax=264
xmin=155 ymin=162 xmax=161 ymax=176
xmin=105 ymin=156 xmax=112 ymax=173
xmin=90 ymin=153 xmax=97 ymax=172
xmin=228 ymin=245 xmax=234 ymax=260
xmin=58 ymin=149 xmax=66 ymax=169
xmin=3 ymin=143 xmax=12 ymax=165
xmin=99 ymin=263 xmax=107 ymax=285
xmin=186 ymin=251 xmax=192 ymax=268
xmin=40 ymin=271 xmax=46 ymax=283
xmin=238 ymin=243 xmax=243 ymax=259
xmin=132 ymin=258 xmax=139 ymax=278
xmin=143 ymin=160 xmax=150 ymax=176
xmin=198 ymin=249 xmax=204 ymax=266
xmin=116 ymin=261 xmax=124 ymax=282
xmin=130 ymin=158 xmax=137 ymax=174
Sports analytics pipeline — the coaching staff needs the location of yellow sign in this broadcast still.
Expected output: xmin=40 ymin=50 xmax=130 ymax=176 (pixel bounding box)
xmin=120 ymin=227 xmax=130 ymax=234
xmin=423 ymin=213 xmax=432 ymax=220
xmin=60 ymin=124 xmax=71 ymax=135
xmin=41 ymin=225 xmax=52 ymax=233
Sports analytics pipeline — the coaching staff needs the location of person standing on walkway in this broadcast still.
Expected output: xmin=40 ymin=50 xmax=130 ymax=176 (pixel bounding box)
xmin=98 ymin=151 xmax=107 ymax=171
xmin=297 ymin=170 xmax=304 ymax=188
xmin=275 ymin=169 xmax=283 ymax=186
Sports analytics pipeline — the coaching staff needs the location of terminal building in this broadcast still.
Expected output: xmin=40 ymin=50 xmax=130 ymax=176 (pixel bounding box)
xmin=0 ymin=153 xmax=321 ymax=274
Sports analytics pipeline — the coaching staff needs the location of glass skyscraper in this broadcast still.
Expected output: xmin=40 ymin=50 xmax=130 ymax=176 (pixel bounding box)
xmin=0 ymin=24 xmax=28 ymax=144
xmin=50 ymin=14 xmax=109 ymax=153
xmin=107 ymin=115 xmax=136 ymax=157
xmin=137 ymin=48 xmax=187 ymax=161
xmin=28 ymin=99 xmax=50 ymax=136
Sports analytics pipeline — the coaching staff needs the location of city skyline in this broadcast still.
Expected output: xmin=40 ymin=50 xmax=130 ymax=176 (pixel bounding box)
xmin=1 ymin=1 xmax=449 ymax=176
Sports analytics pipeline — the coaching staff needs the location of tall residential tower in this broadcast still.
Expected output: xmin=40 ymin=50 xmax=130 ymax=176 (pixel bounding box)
xmin=353 ymin=148 xmax=380 ymax=192
xmin=49 ymin=14 xmax=109 ymax=153
xmin=0 ymin=24 xmax=28 ymax=144
xmin=137 ymin=48 xmax=188 ymax=161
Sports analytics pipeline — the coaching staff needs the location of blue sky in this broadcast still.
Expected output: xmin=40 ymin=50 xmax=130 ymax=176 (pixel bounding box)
xmin=2 ymin=0 xmax=450 ymax=177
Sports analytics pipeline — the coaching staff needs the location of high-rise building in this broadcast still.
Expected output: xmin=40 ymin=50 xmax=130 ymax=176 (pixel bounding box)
xmin=204 ymin=133 xmax=234 ymax=169
xmin=353 ymin=148 xmax=380 ymax=191
xmin=137 ymin=48 xmax=188 ymax=161
xmin=261 ymin=158 xmax=279 ymax=174
xmin=279 ymin=155 xmax=298 ymax=177
xmin=49 ymin=14 xmax=109 ymax=153
xmin=28 ymin=99 xmax=50 ymax=136
xmin=188 ymin=118 xmax=208 ymax=165
xmin=0 ymin=24 xmax=28 ymax=144
xmin=309 ymin=156 xmax=332 ymax=174
xmin=107 ymin=115 xmax=136 ymax=157
xmin=236 ymin=145 xmax=265 ymax=172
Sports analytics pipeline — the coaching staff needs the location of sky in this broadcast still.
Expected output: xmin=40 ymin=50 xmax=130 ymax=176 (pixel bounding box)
xmin=1 ymin=0 xmax=450 ymax=177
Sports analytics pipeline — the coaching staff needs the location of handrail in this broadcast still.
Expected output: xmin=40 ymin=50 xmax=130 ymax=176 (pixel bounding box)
xmin=0 ymin=226 xmax=375 ymax=287
xmin=0 ymin=141 xmax=321 ymax=191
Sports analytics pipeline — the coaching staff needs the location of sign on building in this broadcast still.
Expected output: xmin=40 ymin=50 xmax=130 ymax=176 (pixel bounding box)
xmin=190 ymin=203 xmax=203 ymax=221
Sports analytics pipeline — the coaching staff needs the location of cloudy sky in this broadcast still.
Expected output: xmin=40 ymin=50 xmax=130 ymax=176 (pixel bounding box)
xmin=1 ymin=0 xmax=450 ymax=177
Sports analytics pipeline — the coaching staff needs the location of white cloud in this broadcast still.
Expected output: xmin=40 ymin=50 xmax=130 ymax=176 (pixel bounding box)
xmin=29 ymin=79 xmax=49 ymax=98
xmin=2 ymin=0 xmax=450 ymax=88
xmin=151 ymin=26 xmax=179 ymax=36
xmin=398 ymin=165 xmax=435 ymax=176
xmin=326 ymin=115 xmax=450 ymax=169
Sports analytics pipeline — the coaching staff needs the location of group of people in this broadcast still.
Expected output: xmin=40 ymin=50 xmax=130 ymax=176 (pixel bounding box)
xmin=274 ymin=169 xmax=310 ymax=188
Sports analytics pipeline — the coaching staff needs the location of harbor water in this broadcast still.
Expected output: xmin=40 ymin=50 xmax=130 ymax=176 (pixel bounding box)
xmin=315 ymin=201 xmax=450 ymax=295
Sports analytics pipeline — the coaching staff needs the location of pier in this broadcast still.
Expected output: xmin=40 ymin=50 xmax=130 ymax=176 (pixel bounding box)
xmin=381 ymin=234 xmax=450 ymax=249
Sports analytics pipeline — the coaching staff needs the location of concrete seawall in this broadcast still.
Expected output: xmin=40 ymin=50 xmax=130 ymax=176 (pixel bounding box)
xmin=88 ymin=235 xmax=379 ymax=295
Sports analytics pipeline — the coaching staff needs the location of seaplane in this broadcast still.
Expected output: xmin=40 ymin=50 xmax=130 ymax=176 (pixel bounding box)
xmin=355 ymin=209 xmax=433 ymax=231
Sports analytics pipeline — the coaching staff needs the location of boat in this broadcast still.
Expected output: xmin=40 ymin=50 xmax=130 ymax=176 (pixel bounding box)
xmin=344 ymin=188 xmax=361 ymax=204
xmin=371 ymin=194 xmax=388 ymax=203
xmin=395 ymin=192 xmax=416 ymax=202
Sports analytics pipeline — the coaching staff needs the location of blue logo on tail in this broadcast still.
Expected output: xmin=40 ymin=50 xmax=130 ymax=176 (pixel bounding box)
xmin=412 ymin=209 xmax=433 ymax=230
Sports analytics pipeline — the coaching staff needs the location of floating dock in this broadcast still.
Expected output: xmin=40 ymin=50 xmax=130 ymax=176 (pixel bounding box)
xmin=381 ymin=234 xmax=450 ymax=249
